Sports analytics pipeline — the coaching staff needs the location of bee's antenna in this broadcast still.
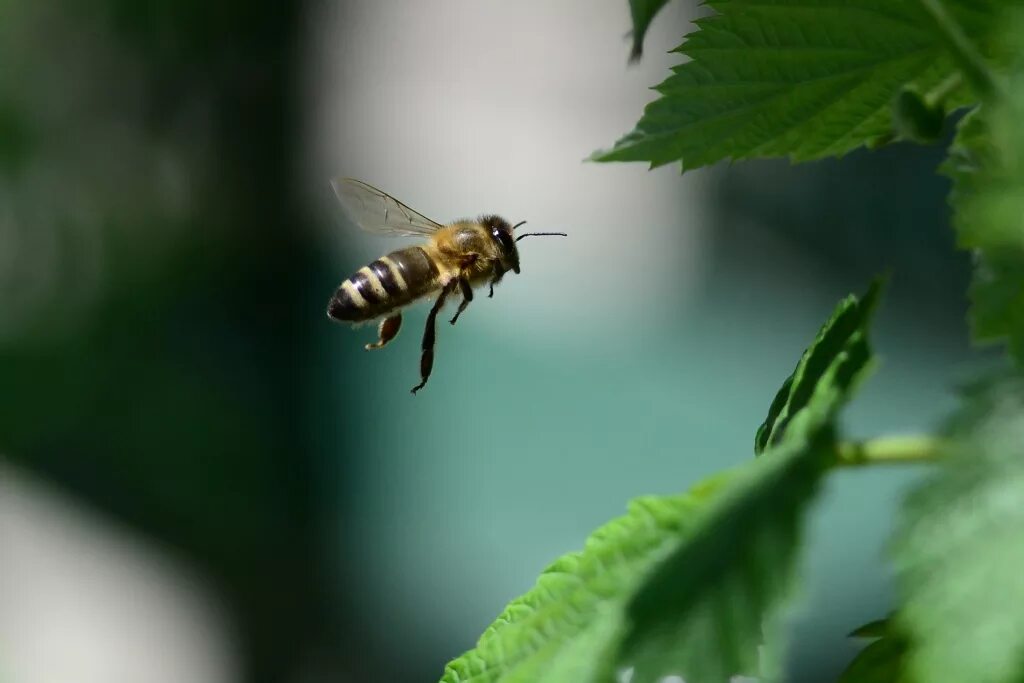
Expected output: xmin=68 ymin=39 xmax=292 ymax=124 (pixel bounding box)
xmin=515 ymin=232 xmax=567 ymax=242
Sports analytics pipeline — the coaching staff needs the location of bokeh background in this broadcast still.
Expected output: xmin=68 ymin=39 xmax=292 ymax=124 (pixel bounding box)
xmin=0 ymin=1 xmax=986 ymax=682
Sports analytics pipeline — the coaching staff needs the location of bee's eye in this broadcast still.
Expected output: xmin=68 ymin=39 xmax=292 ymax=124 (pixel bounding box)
xmin=492 ymin=227 xmax=515 ymax=254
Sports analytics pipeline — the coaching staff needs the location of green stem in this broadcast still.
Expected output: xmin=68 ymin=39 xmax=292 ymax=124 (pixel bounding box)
xmin=835 ymin=435 xmax=941 ymax=467
xmin=925 ymin=72 xmax=963 ymax=108
xmin=917 ymin=0 xmax=999 ymax=100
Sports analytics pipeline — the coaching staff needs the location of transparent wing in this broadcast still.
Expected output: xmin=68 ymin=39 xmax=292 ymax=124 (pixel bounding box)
xmin=330 ymin=177 xmax=443 ymax=237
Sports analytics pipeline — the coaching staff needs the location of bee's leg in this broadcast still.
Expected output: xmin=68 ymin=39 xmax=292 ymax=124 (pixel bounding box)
xmin=488 ymin=269 xmax=505 ymax=298
xmin=411 ymin=281 xmax=456 ymax=394
xmin=365 ymin=313 xmax=402 ymax=351
xmin=448 ymin=278 xmax=474 ymax=326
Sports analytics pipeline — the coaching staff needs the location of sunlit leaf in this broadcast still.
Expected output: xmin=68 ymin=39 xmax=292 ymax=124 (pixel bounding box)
xmin=594 ymin=0 xmax=995 ymax=170
xmin=438 ymin=473 xmax=735 ymax=683
xmin=614 ymin=424 xmax=835 ymax=683
xmin=440 ymin=433 xmax=836 ymax=683
xmin=613 ymin=294 xmax=878 ymax=682
xmin=440 ymin=283 xmax=880 ymax=683
xmin=755 ymin=280 xmax=881 ymax=455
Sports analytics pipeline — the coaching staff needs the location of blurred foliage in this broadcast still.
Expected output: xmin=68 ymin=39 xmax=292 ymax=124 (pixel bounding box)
xmin=892 ymin=375 xmax=1024 ymax=683
xmin=838 ymin=617 xmax=909 ymax=683
xmin=941 ymin=30 xmax=1024 ymax=363
xmin=889 ymin=33 xmax=1024 ymax=677
xmin=0 ymin=2 xmax=350 ymax=682
xmin=626 ymin=0 xmax=672 ymax=61
xmin=893 ymin=86 xmax=949 ymax=144
xmin=709 ymin=138 xmax=969 ymax=326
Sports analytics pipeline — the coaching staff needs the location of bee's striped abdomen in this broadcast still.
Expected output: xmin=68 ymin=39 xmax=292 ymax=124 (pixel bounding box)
xmin=327 ymin=246 xmax=440 ymax=323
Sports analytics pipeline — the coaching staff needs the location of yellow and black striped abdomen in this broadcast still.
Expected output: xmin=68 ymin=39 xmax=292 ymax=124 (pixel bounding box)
xmin=327 ymin=246 xmax=440 ymax=323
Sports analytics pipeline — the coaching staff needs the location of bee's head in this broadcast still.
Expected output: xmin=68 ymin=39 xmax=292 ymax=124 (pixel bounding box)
xmin=484 ymin=215 xmax=567 ymax=276
xmin=483 ymin=215 xmax=522 ymax=274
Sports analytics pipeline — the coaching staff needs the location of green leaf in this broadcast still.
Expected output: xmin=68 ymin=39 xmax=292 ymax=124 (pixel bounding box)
xmin=441 ymin=283 xmax=881 ymax=683
xmin=594 ymin=0 xmax=996 ymax=170
xmin=438 ymin=472 xmax=735 ymax=683
xmin=893 ymin=87 xmax=947 ymax=143
xmin=838 ymin=636 xmax=909 ymax=683
xmin=755 ymin=280 xmax=882 ymax=455
xmin=838 ymin=617 xmax=910 ymax=683
xmin=615 ymin=425 xmax=836 ymax=683
xmin=628 ymin=0 xmax=673 ymax=62
xmin=942 ymin=14 xmax=1024 ymax=365
xmin=613 ymin=288 xmax=879 ymax=682
xmin=848 ymin=617 xmax=892 ymax=639
xmin=969 ymin=252 xmax=1024 ymax=360
xmin=891 ymin=375 xmax=1024 ymax=683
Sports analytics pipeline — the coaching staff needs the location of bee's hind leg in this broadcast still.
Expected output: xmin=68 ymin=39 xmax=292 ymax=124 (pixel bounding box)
xmin=411 ymin=281 xmax=456 ymax=394
xmin=365 ymin=313 xmax=402 ymax=351
xmin=449 ymin=278 xmax=473 ymax=326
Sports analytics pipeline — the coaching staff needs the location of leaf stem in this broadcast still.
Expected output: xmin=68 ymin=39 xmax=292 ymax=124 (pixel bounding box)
xmin=917 ymin=0 xmax=999 ymax=100
xmin=835 ymin=435 xmax=941 ymax=467
xmin=925 ymin=72 xmax=963 ymax=108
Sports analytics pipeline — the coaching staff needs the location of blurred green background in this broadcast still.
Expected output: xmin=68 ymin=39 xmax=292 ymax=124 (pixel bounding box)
xmin=0 ymin=2 xmax=983 ymax=682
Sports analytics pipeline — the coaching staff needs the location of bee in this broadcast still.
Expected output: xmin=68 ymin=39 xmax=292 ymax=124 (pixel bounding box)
xmin=326 ymin=178 xmax=566 ymax=394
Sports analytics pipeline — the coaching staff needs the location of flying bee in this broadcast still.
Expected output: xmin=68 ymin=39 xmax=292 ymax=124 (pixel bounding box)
xmin=326 ymin=178 xmax=566 ymax=394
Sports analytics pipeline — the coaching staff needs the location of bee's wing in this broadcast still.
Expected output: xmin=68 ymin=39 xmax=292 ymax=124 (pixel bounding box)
xmin=331 ymin=177 xmax=443 ymax=237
